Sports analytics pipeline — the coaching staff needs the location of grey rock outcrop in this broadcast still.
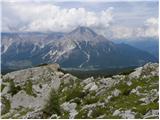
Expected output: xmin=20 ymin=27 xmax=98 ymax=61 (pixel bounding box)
xmin=1 ymin=63 xmax=159 ymax=119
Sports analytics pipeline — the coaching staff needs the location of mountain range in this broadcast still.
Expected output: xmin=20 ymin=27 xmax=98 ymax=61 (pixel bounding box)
xmin=1 ymin=26 xmax=158 ymax=73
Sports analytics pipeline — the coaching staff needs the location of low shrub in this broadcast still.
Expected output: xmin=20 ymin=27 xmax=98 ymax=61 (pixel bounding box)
xmin=24 ymin=80 xmax=36 ymax=97
xmin=8 ymin=80 xmax=21 ymax=96
xmin=65 ymin=84 xmax=85 ymax=101
xmin=1 ymin=97 xmax=11 ymax=115
xmin=83 ymin=96 xmax=99 ymax=105
xmin=43 ymin=88 xmax=61 ymax=117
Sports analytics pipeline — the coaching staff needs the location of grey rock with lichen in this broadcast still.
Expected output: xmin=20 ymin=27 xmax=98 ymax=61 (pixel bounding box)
xmin=144 ymin=110 xmax=159 ymax=119
xmin=1 ymin=63 xmax=159 ymax=119
xmin=23 ymin=109 xmax=44 ymax=119
xmin=112 ymin=89 xmax=121 ymax=97
xmin=61 ymin=102 xmax=78 ymax=119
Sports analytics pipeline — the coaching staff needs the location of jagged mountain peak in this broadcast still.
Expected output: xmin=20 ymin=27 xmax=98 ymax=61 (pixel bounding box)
xmin=69 ymin=26 xmax=97 ymax=37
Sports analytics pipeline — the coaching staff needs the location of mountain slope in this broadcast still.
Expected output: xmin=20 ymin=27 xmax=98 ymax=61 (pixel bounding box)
xmin=113 ymin=37 xmax=159 ymax=59
xmin=1 ymin=63 xmax=159 ymax=119
xmin=1 ymin=27 xmax=158 ymax=72
xmin=37 ymin=27 xmax=157 ymax=69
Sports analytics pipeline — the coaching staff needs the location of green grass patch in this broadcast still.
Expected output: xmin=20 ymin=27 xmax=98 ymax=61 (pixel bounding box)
xmin=133 ymin=102 xmax=159 ymax=116
xmin=8 ymin=80 xmax=21 ymax=96
xmin=64 ymin=83 xmax=85 ymax=102
xmin=1 ymin=97 xmax=11 ymax=115
xmin=83 ymin=96 xmax=99 ymax=105
xmin=1 ymin=84 xmax=6 ymax=92
xmin=75 ymin=109 xmax=88 ymax=119
xmin=42 ymin=88 xmax=61 ymax=118
xmin=23 ymin=80 xmax=37 ymax=97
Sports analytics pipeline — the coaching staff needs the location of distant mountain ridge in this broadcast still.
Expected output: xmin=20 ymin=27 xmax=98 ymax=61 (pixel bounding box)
xmin=113 ymin=37 xmax=159 ymax=59
xmin=1 ymin=26 xmax=158 ymax=72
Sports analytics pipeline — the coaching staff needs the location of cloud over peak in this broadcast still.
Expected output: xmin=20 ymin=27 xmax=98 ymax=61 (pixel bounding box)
xmin=2 ymin=1 xmax=158 ymax=39
xmin=2 ymin=2 xmax=113 ymax=33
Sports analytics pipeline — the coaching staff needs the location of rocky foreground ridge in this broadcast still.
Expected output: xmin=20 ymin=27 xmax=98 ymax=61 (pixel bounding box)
xmin=1 ymin=63 xmax=159 ymax=119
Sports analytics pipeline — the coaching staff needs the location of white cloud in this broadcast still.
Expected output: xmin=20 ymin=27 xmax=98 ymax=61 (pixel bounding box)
xmin=2 ymin=2 xmax=113 ymax=32
xmin=109 ymin=26 xmax=133 ymax=39
xmin=108 ymin=17 xmax=158 ymax=39
xmin=145 ymin=17 xmax=158 ymax=26
xmin=144 ymin=17 xmax=158 ymax=37
xmin=2 ymin=2 xmax=158 ymax=39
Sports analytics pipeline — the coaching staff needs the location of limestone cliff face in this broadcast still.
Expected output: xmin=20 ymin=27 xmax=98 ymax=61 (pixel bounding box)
xmin=1 ymin=63 xmax=159 ymax=119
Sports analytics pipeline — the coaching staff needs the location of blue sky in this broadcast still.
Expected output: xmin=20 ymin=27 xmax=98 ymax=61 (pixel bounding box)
xmin=1 ymin=0 xmax=159 ymax=39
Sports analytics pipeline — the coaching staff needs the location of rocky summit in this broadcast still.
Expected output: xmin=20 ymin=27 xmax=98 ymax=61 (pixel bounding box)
xmin=1 ymin=63 xmax=159 ymax=119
